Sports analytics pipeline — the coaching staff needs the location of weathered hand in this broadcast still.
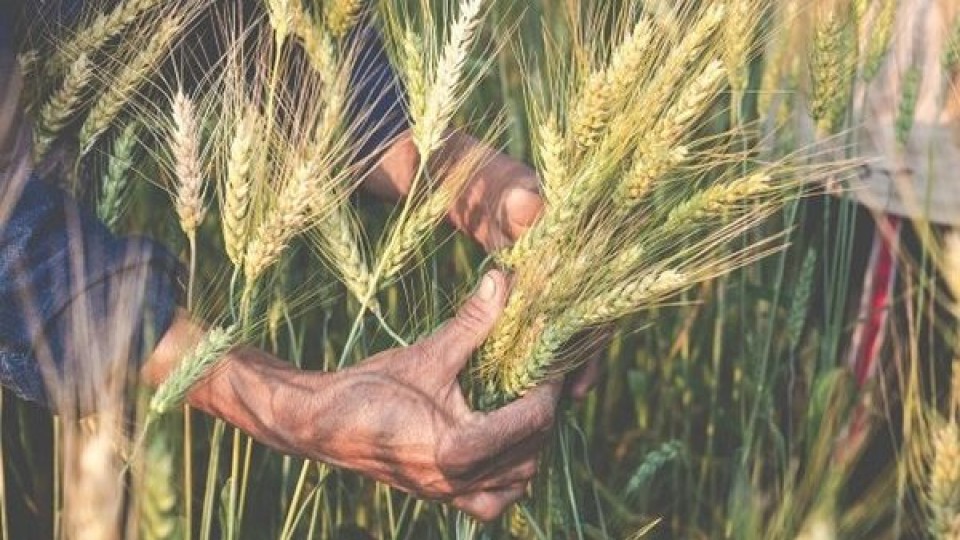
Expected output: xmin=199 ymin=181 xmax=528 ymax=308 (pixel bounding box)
xmin=147 ymin=272 xmax=561 ymax=521
xmin=307 ymin=270 xmax=561 ymax=519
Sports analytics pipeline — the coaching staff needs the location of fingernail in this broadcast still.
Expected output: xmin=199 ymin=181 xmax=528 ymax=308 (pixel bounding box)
xmin=476 ymin=273 xmax=497 ymax=301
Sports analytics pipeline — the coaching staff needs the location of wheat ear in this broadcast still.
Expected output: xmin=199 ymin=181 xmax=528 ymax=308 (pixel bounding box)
xmin=862 ymin=0 xmax=896 ymax=80
xmin=291 ymin=5 xmax=337 ymax=82
xmin=929 ymin=422 xmax=960 ymax=539
xmin=619 ymin=60 xmax=727 ymax=205
xmin=149 ymin=325 xmax=238 ymax=416
xmin=78 ymin=15 xmax=183 ymax=155
xmin=266 ymin=0 xmax=296 ymax=45
xmin=48 ymin=0 xmax=163 ymax=73
xmin=324 ymin=0 xmax=364 ymax=38
xmin=809 ymin=9 xmax=855 ymax=135
xmin=244 ymin=159 xmax=321 ymax=281
xmin=34 ymin=54 xmax=93 ymax=159
xmin=412 ymin=0 xmax=487 ymax=156
xmin=570 ymin=18 xmax=653 ymax=149
xmin=97 ymin=122 xmax=139 ymax=232
xmin=170 ymin=90 xmax=206 ymax=238
xmin=316 ymin=207 xmax=378 ymax=307
xmin=222 ymin=107 xmax=258 ymax=269
xmin=536 ymin=115 xmax=568 ymax=205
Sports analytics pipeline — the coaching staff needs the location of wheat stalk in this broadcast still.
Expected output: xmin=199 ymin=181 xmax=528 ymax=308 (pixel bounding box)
xmin=149 ymin=325 xmax=238 ymax=416
xmin=34 ymin=54 xmax=93 ymax=159
xmin=97 ymin=122 xmax=139 ymax=232
xmin=48 ymin=0 xmax=164 ymax=73
xmin=222 ymin=107 xmax=258 ymax=269
xmin=170 ymin=90 xmax=206 ymax=238
xmin=78 ymin=15 xmax=183 ymax=155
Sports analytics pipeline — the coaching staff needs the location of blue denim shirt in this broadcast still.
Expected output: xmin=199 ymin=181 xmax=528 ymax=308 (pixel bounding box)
xmin=0 ymin=2 xmax=407 ymax=406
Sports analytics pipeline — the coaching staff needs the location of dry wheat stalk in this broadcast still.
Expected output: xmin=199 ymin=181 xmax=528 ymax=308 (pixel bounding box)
xmin=222 ymin=107 xmax=258 ymax=269
xmin=48 ymin=0 xmax=164 ymax=73
xmin=170 ymin=90 xmax=206 ymax=238
xmin=78 ymin=15 xmax=183 ymax=155
xmin=34 ymin=54 xmax=93 ymax=158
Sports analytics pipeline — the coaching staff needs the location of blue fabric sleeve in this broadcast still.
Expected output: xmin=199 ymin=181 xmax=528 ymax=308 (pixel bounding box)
xmin=0 ymin=176 xmax=182 ymax=406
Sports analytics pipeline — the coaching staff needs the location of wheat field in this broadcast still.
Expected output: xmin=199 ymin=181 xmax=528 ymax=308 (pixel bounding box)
xmin=3 ymin=0 xmax=960 ymax=538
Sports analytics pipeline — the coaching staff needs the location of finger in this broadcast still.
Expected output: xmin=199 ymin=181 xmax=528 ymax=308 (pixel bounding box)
xmin=569 ymin=355 xmax=602 ymax=401
xmin=463 ymin=379 xmax=562 ymax=460
xmin=501 ymin=183 xmax=543 ymax=242
xmin=471 ymin=455 xmax=539 ymax=491
xmin=425 ymin=270 xmax=509 ymax=373
xmin=452 ymin=484 xmax=528 ymax=522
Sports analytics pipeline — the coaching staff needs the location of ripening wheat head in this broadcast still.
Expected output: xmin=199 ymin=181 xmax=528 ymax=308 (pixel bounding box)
xmin=472 ymin=0 xmax=837 ymax=406
xmin=170 ymin=90 xmax=207 ymax=238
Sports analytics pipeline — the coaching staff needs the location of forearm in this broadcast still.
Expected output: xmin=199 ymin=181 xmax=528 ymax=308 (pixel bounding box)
xmin=142 ymin=311 xmax=354 ymax=463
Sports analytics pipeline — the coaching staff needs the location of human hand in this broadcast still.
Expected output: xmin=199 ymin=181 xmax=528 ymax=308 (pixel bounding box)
xmin=305 ymin=270 xmax=561 ymax=520
xmin=150 ymin=272 xmax=560 ymax=521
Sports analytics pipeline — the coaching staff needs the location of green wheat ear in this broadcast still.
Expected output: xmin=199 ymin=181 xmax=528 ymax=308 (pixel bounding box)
xmin=149 ymin=324 xmax=238 ymax=416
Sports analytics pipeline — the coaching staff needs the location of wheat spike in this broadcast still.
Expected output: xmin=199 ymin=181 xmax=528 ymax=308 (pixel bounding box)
xmin=222 ymin=107 xmax=258 ymax=268
xmin=170 ymin=90 xmax=206 ymax=238
xmin=810 ymin=9 xmax=855 ymax=135
xmin=97 ymin=122 xmax=139 ymax=232
xmin=34 ymin=54 xmax=93 ymax=158
xmin=661 ymin=172 xmax=773 ymax=232
xmin=324 ymin=0 xmax=364 ymax=38
xmin=78 ymin=15 xmax=183 ymax=155
xmin=401 ymin=30 xmax=427 ymax=130
xmin=291 ymin=6 xmax=337 ymax=83
xmin=316 ymin=207 xmax=378 ymax=306
xmin=723 ymin=0 xmax=753 ymax=95
xmin=862 ymin=0 xmax=897 ymax=80
xmin=617 ymin=60 xmax=727 ymax=206
xmin=149 ymin=325 xmax=238 ymax=416
xmin=537 ymin=115 xmax=568 ymax=205
xmin=138 ymin=423 xmax=181 ymax=540
xmin=624 ymin=4 xmax=726 ymax=138
xmin=266 ymin=0 xmax=296 ymax=45
xmin=571 ymin=18 xmax=654 ymax=149
xmin=379 ymin=185 xmax=457 ymax=282
xmin=929 ymin=422 xmax=960 ymax=539
xmin=244 ymin=159 xmax=320 ymax=281
xmin=48 ymin=0 xmax=163 ymax=73
xmin=413 ymin=0 xmax=487 ymax=156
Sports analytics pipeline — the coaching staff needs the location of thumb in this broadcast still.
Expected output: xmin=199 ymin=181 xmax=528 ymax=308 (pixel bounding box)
xmin=427 ymin=270 xmax=509 ymax=373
